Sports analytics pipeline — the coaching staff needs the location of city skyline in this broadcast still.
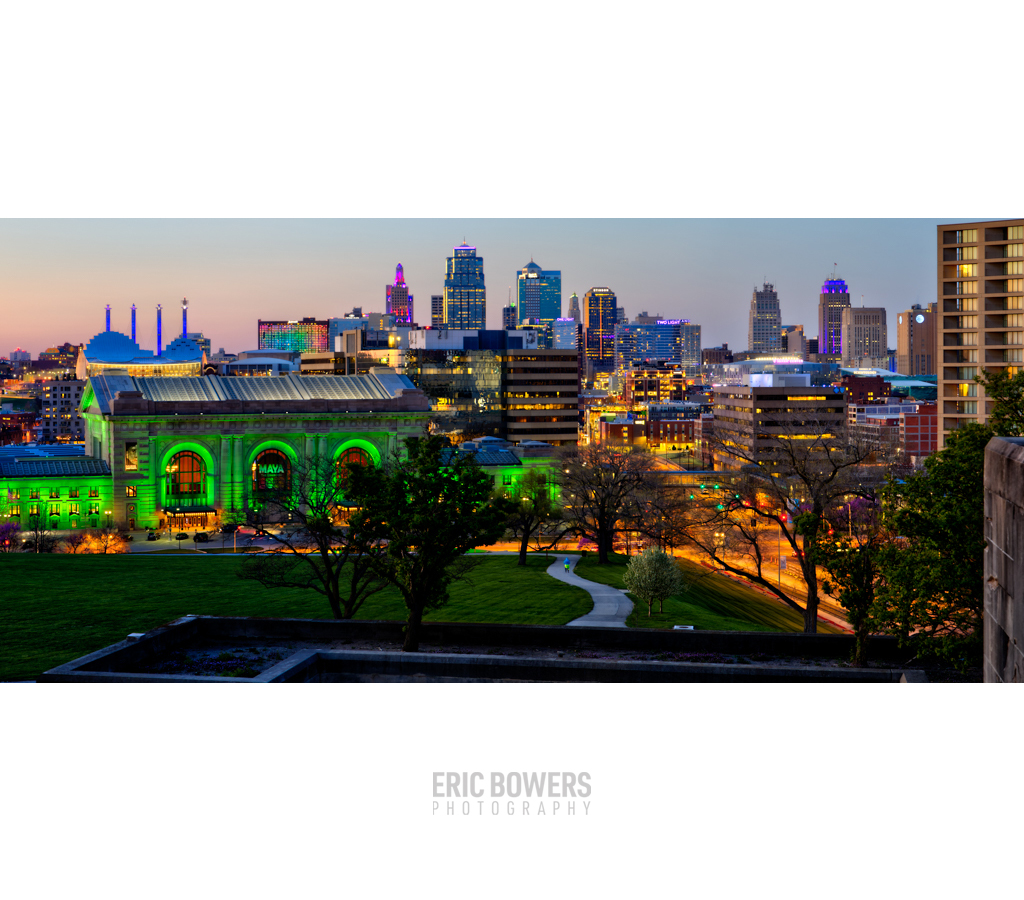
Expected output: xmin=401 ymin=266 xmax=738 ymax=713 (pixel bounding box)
xmin=0 ymin=218 xmax=987 ymax=356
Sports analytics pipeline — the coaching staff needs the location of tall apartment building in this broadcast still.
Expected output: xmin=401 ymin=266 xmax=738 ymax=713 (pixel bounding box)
xmin=443 ymin=242 xmax=486 ymax=330
xmin=818 ymin=277 xmax=852 ymax=361
xmin=36 ymin=380 xmax=86 ymax=443
xmin=938 ymin=219 xmax=1024 ymax=445
xmin=713 ymin=375 xmax=847 ymax=471
xmin=748 ymin=282 xmax=781 ymax=354
xmin=430 ymin=295 xmax=444 ymax=328
xmin=516 ymin=260 xmax=561 ymax=329
xmin=258 ymin=318 xmax=330 ymax=353
xmin=840 ymin=306 xmax=887 ymax=367
xmin=583 ymin=287 xmax=617 ymax=369
xmin=386 ymin=263 xmax=413 ymax=324
xmin=896 ymin=303 xmax=937 ymax=376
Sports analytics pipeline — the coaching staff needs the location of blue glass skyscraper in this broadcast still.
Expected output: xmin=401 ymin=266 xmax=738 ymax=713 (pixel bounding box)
xmin=517 ymin=260 xmax=561 ymax=329
xmin=443 ymin=242 xmax=486 ymax=330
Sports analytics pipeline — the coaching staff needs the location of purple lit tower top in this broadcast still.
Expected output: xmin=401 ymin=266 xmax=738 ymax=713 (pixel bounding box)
xmin=386 ymin=263 xmax=413 ymax=324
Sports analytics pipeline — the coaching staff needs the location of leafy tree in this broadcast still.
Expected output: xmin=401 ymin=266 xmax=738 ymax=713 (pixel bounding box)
xmin=558 ymin=445 xmax=658 ymax=564
xmin=815 ymin=533 xmax=883 ymax=667
xmin=503 ymin=467 xmax=569 ymax=566
xmin=873 ymin=423 xmax=991 ymax=667
xmin=237 ymin=454 xmax=387 ymax=620
xmin=975 ymin=369 xmax=1024 ymax=436
xmin=346 ymin=435 xmax=511 ymax=651
xmin=622 ymin=547 xmax=686 ymax=616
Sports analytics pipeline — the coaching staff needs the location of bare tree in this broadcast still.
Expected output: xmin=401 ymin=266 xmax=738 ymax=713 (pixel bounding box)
xmin=61 ymin=530 xmax=88 ymax=554
xmin=558 ymin=445 xmax=658 ymax=564
xmin=691 ymin=413 xmax=879 ymax=632
xmin=237 ymin=453 xmax=387 ymax=620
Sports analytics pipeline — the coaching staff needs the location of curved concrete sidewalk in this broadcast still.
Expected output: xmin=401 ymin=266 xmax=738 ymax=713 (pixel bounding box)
xmin=548 ymin=555 xmax=634 ymax=627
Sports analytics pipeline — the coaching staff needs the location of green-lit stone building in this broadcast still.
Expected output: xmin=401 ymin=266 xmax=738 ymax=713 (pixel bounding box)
xmin=77 ymin=370 xmax=432 ymax=531
xmin=0 ymin=454 xmax=114 ymax=531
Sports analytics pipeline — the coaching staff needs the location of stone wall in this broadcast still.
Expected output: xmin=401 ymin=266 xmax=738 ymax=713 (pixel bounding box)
xmin=983 ymin=437 xmax=1024 ymax=682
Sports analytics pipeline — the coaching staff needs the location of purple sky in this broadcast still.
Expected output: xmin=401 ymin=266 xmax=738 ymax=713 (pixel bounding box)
xmin=0 ymin=218 xmax=976 ymax=357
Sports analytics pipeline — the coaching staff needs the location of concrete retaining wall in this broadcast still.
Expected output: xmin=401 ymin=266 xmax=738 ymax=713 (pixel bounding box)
xmin=984 ymin=437 xmax=1024 ymax=682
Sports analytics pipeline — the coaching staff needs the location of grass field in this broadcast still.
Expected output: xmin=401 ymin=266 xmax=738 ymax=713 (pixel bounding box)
xmin=0 ymin=553 xmax=591 ymax=681
xmin=574 ymin=553 xmax=842 ymax=633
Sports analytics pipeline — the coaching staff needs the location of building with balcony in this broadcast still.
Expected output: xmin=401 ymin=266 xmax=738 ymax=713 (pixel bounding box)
xmin=938 ymin=219 xmax=1024 ymax=445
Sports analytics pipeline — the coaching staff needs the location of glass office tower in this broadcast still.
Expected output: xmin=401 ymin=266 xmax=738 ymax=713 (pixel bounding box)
xmin=443 ymin=243 xmax=486 ymax=330
xmin=516 ymin=260 xmax=561 ymax=329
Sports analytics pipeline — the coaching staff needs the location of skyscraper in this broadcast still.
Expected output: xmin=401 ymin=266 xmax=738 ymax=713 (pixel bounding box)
xmin=443 ymin=242 xmax=486 ymax=330
xmin=748 ymin=282 xmax=781 ymax=354
xmin=583 ymin=287 xmax=617 ymax=368
xmin=386 ymin=263 xmax=413 ymax=324
xmin=567 ymin=292 xmax=581 ymax=325
xmin=818 ymin=276 xmax=851 ymax=361
xmin=937 ymin=219 xmax=1024 ymax=445
xmin=516 ymin=260 xmax=561 ymax=329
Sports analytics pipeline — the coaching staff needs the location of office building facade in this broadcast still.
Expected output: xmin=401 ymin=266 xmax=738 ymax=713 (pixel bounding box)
xmin=896 ymin=303 xmax=937 ymax=377
xmin=258 ymin=318 xmax=330 ymax=354
xmin=748 ymin=282 xmax=781 ymax=354
xmin=818 ymin=277 xmax=851 ymax=361
xmin=840 ymin=307 xmax=888 ymax=367
xmin=443 ymin=243 xmax=486 ymax=330
xmin=938 ymin=219 xmax=1024 ymax=444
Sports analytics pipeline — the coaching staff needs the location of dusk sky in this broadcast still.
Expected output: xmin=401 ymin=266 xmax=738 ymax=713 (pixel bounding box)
xmin=0 ymin=218 xmax=977 ymax=358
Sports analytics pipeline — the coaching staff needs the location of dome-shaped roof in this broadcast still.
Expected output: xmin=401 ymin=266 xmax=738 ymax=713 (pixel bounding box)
xmin=83 ymin=331 xmax=151 ymax=362
xmin=162 ymin=337 xmax=203 ymax=361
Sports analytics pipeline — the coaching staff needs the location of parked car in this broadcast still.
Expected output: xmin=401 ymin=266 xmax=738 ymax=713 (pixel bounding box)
xmin=146 ymin=532 xmax=158 ymax=541
xmin=253 ymin=529 xmax=272 ymax=538
xmin=220 ymin=523 xmax=239 ymax=534
xmin=193 ymin=532 xmax=210 ymax=543
xmin=175 ymin=532 xmax=189 ymax=541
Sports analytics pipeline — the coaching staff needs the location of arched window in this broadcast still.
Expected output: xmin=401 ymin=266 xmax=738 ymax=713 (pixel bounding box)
xmin=166 ymin=451 xmax=205 ymax=497
xmin=336 ymin=447 xmax=371 ymax=489
xmin=252 ymin=449 xmax=291 ymax=494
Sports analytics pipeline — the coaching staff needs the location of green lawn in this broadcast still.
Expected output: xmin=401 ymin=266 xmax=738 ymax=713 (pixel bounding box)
xmin=574 ymin=553 xmax=843 ymax=634
xmin=0 ymin=553 xmax=591 ymax=681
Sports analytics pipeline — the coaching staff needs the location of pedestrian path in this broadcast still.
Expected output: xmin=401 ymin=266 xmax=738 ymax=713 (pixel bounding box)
xmin=547 ymin=555 xmax=634 ymax=627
